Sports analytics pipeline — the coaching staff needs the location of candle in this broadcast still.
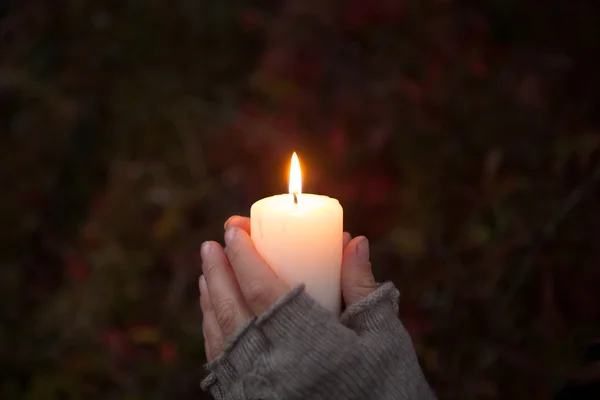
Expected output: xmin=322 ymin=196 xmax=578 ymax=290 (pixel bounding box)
xmin=250 ymin=152 xmax=343 ymax=314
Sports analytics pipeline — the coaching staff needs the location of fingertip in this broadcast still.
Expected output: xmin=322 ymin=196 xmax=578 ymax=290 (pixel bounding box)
xmin=342 ymin=235 xmax=358 ymax=257
xmin=224 ymin=215 xmax=251 ymax=234
xmin=200 ymin=240 xmax=228 ymax=280
xmin=342 ymin=236 xmax=377 ymax=306
xmin=237 ymin=225 xmax=252 ymax=241
xmin=343 ymin=232 xmax=352 ymax=248
xmin=225 ymin=227 xmax=238 ymax=244
xmin=201 ymin=240 xmax=225 ymax=261
xmin=224 ymin=226 xmax=258 ymax=268
xmin=200 ymin=241 xmax=212 ymax=260
xmin=356 ymin=236 xmax=370 ymax=262
xmin=226 ymin=224 xmax=254 ymax=246
xmin=343 ymin=236 xmax=369 ymax=261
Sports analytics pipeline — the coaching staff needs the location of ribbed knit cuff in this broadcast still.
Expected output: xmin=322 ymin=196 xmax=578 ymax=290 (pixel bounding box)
xmin=201 ymin=283 xmax=436 ymax=400
xmin=254 ymin=284 xmax=357 ymax=345
xmin=201 ymin=317 xmax=269 ymax=397
xmin=340 ymin=282 xmax=401 ymax=335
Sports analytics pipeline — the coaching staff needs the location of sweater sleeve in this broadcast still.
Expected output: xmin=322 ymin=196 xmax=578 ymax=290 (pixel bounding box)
xmin=201 ymin=282 xmax=436 ymax=400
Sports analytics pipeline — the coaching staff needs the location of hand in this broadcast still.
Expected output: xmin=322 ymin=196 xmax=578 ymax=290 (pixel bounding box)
xmin=199 ymin=215 xmax=377 ymax=362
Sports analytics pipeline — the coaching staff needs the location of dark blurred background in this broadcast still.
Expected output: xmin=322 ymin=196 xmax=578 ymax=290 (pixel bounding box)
xmin=1 ymin=0 xmax=600 ymax=399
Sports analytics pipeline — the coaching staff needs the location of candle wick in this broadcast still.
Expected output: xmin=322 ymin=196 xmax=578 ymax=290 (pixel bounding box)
xmin=293 ymin=193 xmax=298 ymax=205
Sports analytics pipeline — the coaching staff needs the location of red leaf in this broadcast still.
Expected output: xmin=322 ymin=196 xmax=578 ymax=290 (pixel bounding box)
xmin=160 ymin=342 xmax=178 ymax=364
xmin=101 ymin=329 xmax=131 ymax=357
xmin=63 ymin=250 xmax=88 ymax=281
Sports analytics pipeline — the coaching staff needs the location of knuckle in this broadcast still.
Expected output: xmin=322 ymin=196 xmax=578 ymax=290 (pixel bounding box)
xmin=358 ymin=269 xmax=377 ymax=288
xmin=225 ymin=245 xmax=243 ymax=266
xmin=351 ymin=282 xmax=377 ymax=300
xmin=207 ymin=337 xmax=223 ymax=357
xmin=355 ymin=270 xmax=377 ymax=292
xmin=203 ymin=261 xmax=219 ymax=279
xmin=353 ymin=285 xmax=376 ymax=299
xmin=214 ymin=298 xmax=239 ymax=335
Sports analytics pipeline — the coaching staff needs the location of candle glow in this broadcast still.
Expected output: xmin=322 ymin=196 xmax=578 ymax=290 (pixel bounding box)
xmin=250 ymin=152 xmax=344 ymax=314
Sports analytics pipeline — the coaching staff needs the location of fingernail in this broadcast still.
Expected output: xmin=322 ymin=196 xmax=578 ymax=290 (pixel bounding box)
xmin=356 ymin=237 xmax=370 ymax=261
xmin=225 ymin=227 xmax=237 ymax=244
xmin=201 ymin=241 xmax=212 ymax=260
xmin=223 ymin=216 xmax=233 ymax=229
xmin=199 ymin=275 xmax=207 ymax=294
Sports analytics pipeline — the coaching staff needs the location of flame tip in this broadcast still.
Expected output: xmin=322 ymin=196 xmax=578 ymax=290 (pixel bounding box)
xmin=289 ymin=152 xmax=302 ymax=195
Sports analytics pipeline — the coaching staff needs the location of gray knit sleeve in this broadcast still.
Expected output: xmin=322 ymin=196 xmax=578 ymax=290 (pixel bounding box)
xmin=201 ymin=282 xmax=436 ymax=400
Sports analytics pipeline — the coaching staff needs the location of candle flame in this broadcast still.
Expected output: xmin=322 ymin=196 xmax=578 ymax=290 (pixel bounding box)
xmin=289 ymin=152 xmax=302 ymax=195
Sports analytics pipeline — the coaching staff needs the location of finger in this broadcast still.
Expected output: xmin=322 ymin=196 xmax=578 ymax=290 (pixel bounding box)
xmin=341 ymin=236 xmax=377 ymax=307
xmin=343 ymin=232 xmax=352 ymax=248
xmin=199 ymin=275 xmax=224 ymax=362
xmin=201 ymin=241 xmax=253 ymax=338
xmin=224 ymin=227 xmax=290 ymax=315
xmin=224 ymin=216 xmax=251 ymax=235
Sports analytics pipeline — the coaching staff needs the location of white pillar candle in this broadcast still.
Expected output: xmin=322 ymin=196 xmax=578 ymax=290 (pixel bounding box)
xmin=250 ymin=153 xmax=343 ymax=314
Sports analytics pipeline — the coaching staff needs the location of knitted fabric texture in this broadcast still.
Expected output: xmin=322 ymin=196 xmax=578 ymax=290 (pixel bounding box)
xmin=201 ymin=282 xmax=436 ymax=400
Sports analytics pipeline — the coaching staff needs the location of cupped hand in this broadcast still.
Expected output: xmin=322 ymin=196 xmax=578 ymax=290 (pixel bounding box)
xmin=199 ymin=215 xmax=377 ymax=361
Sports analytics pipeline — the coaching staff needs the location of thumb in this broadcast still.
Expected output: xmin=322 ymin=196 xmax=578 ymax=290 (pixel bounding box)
xmin=341 ymin=236 xmax=377 ymax=307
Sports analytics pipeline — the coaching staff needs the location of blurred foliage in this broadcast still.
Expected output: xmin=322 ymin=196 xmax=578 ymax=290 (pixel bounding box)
xmin=1 ymin=0 xmax=600 ymax=398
